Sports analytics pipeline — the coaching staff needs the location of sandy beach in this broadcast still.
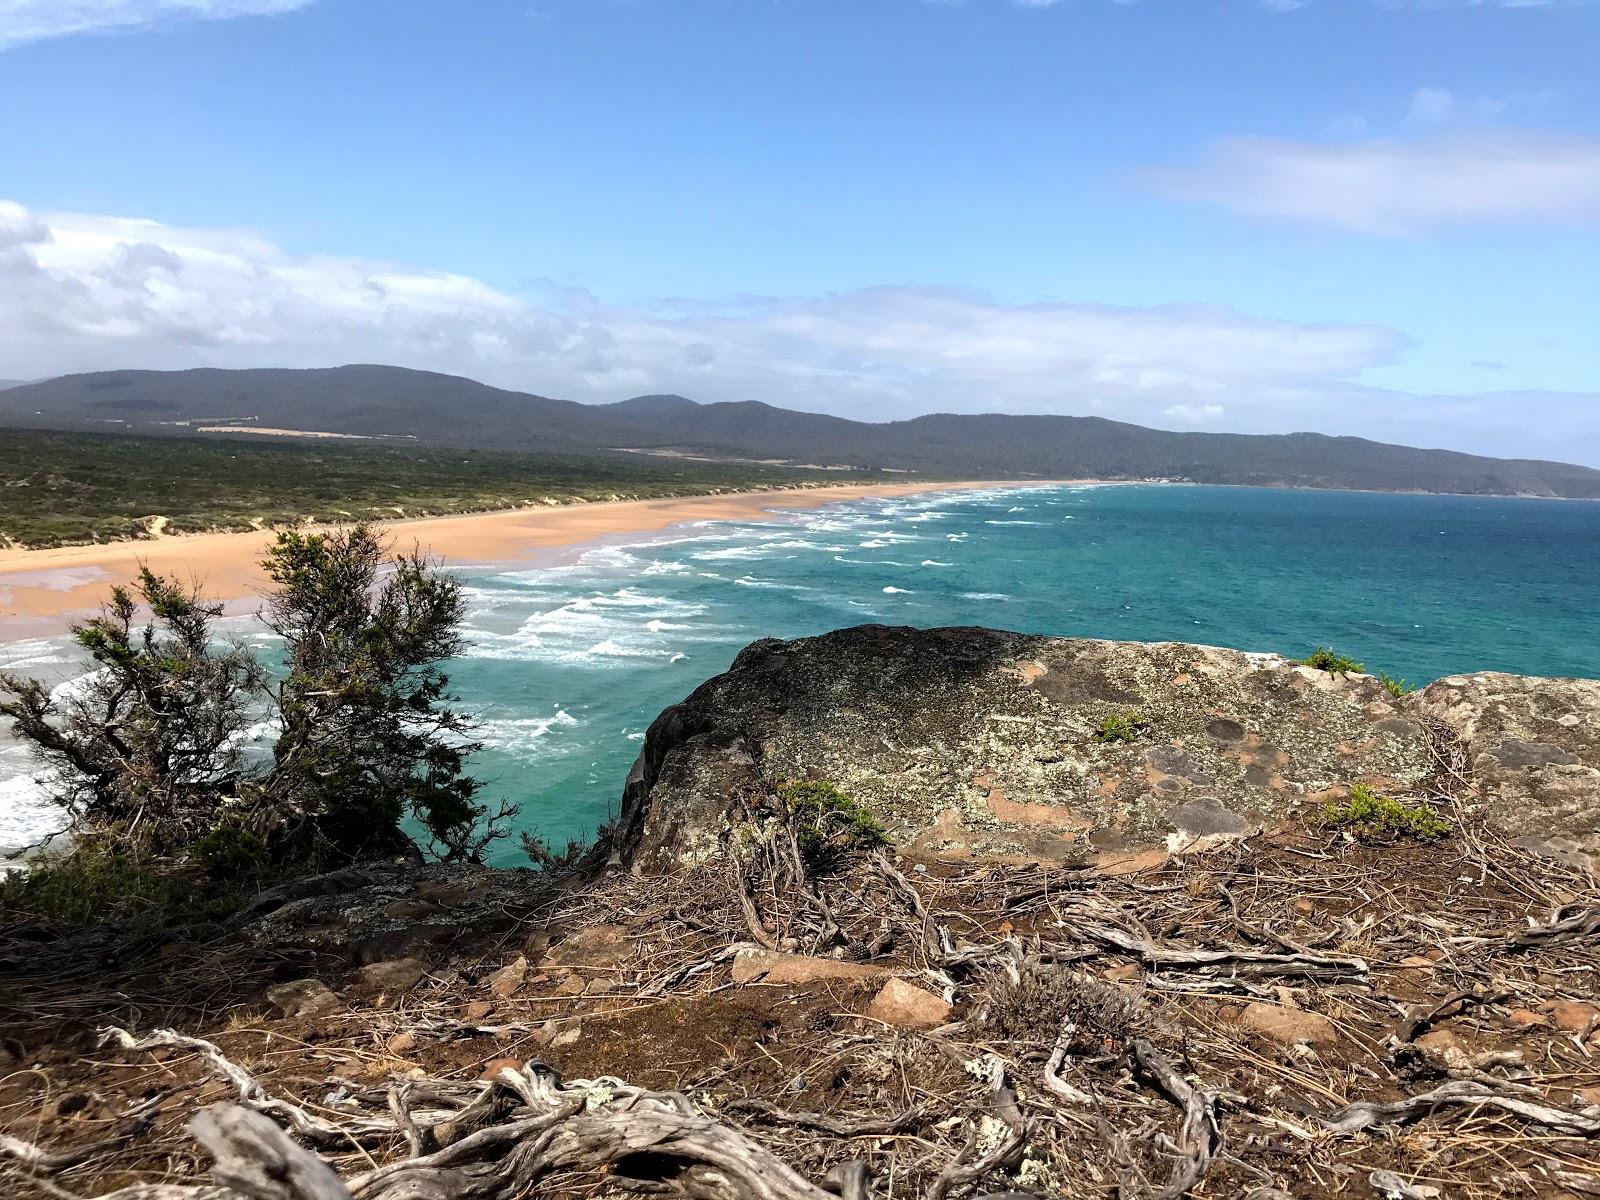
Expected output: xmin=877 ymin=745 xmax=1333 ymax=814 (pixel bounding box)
xmin=0 ymin=480 xmax=1056 ymax=636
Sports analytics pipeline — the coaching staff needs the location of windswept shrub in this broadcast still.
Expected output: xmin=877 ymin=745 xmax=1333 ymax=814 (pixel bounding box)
xmin=0 ymin=833 xmax=245 ymax=926
xmin=1297 ymin=647 xmax=1365 ymax=675
xmin=979 ymin=964 xmax=1158 ymax=1050
xmin=1318 ymin=784 xmax=1450 ymax=842
xmin=778 ymin=779 xmax=887 ymax=871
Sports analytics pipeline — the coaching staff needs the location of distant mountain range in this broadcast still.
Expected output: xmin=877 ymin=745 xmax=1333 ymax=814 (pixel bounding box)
xmin=3 ymin=364 xmax=1597 ymax=498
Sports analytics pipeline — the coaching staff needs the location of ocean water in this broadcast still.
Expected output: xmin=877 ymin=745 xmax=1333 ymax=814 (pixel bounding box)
xmin=4 ymin=483 xmax=1598 ymax=859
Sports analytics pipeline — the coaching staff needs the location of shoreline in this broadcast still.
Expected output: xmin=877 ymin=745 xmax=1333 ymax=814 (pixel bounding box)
xmin=0 ymin=479 xmax=1079 ymax=636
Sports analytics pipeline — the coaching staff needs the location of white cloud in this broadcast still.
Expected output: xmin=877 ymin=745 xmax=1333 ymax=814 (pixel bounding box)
xmin=0 ymin=0 xmax=313 ymax=49
xmin=0 ymin=199 xmax=1594 ymax=462
xmin=0 ymin=200 xmax=1405 ymax=410
xmin=1162 ymin=403 xmax=1226 ymax=424
xmin=1145 ymin=131 xmax=1600 ymax=233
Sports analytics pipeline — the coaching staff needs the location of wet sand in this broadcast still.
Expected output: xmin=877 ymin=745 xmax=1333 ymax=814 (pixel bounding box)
xmin=0 ymin=480 xmax=1066 ymax=636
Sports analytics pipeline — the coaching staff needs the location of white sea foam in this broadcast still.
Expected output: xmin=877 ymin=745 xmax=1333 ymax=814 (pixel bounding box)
xmin=985 ymin=520 xmax=1044 ymax=526
xmin=961 ymin=592 xmax=1011 ymax=601
xmin=882 ymin=586 xmax=913 ymax=594
xmin=920 ymin=560 xmax=952 ymax=567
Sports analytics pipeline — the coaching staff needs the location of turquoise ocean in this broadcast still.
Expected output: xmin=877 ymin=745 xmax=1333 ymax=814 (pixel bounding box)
xmin=3 ymin=483 xmax=1598 ymax=860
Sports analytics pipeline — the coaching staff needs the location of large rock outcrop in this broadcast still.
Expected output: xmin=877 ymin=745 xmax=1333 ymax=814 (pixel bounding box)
xmin=615 ymin=625 xmax=1599 ymax=873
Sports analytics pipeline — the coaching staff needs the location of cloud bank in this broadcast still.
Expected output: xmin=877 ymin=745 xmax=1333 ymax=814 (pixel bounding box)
xmin=0 ymin=0 xmax=313 ymax=49
xmin=1 ymin=200 xmax=1594 ymax=462
xmin=1145 ymin=130 xmax=1600 ymax=234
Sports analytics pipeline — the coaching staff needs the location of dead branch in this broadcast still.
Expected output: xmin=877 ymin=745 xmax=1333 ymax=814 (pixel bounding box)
xmin=189 ymin=1105 xmax=351 ymax=1200
xmin=1065 ymin=914 xmax=1369 ymax=981
xmin=1130 ymin=1038 xmax=1243 ymax=1200
xmin=1510 ymin=902 xmax=1600 ymax=948
xmin=1318 ymin=1080 xmax=1600 ymax=1137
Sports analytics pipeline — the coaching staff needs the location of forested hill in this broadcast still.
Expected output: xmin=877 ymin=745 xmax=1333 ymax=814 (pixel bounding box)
xmin=4 ymin=364 xmax=1598 ymax=498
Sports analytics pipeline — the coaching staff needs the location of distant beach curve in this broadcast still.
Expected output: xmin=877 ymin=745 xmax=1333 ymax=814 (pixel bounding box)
xmin=0 ymin=480 xmax=1065 ymax=634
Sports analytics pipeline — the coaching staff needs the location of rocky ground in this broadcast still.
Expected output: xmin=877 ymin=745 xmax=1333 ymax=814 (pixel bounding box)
xmin=2 ymin=628 xmax=1598 ymax=1200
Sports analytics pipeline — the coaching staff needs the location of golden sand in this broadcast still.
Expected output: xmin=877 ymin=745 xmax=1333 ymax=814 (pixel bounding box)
xmin=0 ymin=480 xmax=1060 ymax=635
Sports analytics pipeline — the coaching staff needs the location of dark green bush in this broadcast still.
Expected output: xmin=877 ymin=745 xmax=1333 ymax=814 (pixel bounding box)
xmin=0 ymin=834 xmax=244 ymax=926
xmin=1297 ymin=647 xmax=1365 ymax=675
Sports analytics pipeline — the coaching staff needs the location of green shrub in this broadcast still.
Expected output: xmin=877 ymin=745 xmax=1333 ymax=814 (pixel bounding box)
xmin=0 ymin=834 xmax=245 ymax=926
xmin=778 ymin=780 xmax=887 ymax=870
xmin=1318 ymin=784 xmax=1450 ymax=842
xmin=1092 ymin=710 xmax=1147 ymax=744
xmin=1377 ymin=671 xmax=1416 ymax=698
xmin=1297 ymin=647 xmax=1365 ymax=675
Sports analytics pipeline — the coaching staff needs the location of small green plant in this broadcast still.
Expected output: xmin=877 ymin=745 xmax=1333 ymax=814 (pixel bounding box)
xmin=1377 ymin=671 xmax=1416 ymax=698
xmin=1318 ymin=784 xmax=1450 ymax=842
xmin=1092 ymin=709 xmax=1147 ymax=744
xmin=1297 ymin=647 xmax=1365 ymax=675
xmin=778 ymin=780 xmax=887 ymax=871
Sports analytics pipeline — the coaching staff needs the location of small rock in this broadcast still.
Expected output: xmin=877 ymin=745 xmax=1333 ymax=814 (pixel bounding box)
xmin=523 ymin=927 xmax=553 ymax=960
xmin=266 ymin=979 xmax=342 ymax=1019
xmin=865 ymin=978 xmax=953 ymax=1030
xmin=1414 ymin=1029 xmax=1467 ymax=1067
xmin=464 ymin=1000 xmax=494 ymax=1022
xmin=1544 ymin=1001 xmax=1598 ymax=1036
xmin=381 ymin=898 xmax=441 ymax=920
xmin=48 ymin=1092 xmax=92 ymax=1119
xmin=732 ymin=949 xmax=889 ymax=985
xmin=544 ymin=925 xmax=632 ymax=969
xmin=485 ymin=955 xmax=529 ymax=999
xmin=478 ymin=1057 xmax=523 ymax=1080
xmin=385 ymin=1031 xmax=418 ymax=1056
xmin=1507 ymin=1008 xmax=1550 ymax=1029
xmin=1235 ymin=1001 xmax=1338 ymax=1047
xmin=554 ymin=972 xmax=589 ymax=997
xmin=349 ymin=957 xmax=426 ymax=998
xmin=551 ymin=1025 xmax=582 ymax=1048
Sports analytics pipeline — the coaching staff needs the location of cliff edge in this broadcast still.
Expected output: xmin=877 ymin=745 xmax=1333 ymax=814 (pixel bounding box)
xmin=618 ymin=625 xmax=1599 ymax=871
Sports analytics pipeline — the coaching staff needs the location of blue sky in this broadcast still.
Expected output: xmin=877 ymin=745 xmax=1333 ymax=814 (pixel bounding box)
xmin=1 ymin=0 xmax=1597 ymax=462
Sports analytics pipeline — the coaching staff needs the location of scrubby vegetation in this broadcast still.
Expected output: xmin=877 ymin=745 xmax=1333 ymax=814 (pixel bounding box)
xmin=1092 ymin=709 xmax=1148 ymax=744
xmin=1378 ymin=670 xmax=1417 ymax=697
xmin=777 ymin=779 xmax=887 ymax=870
xmin=0 ymin=524 xmax=507 ymax=924
xmin=0 ymin=427 xmax=878 ymax=548
xmin=1318 ymin=783 xmax=1451 ymax=842
xmin=1297 ymin=646 xmax=1365 ymax=675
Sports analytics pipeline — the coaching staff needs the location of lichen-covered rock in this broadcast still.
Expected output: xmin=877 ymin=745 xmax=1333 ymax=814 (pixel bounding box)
xmin=616 ymin=626 xmax=1440 ymax=872
xmin=615 ymin=626 xmax=1597 ymax=873
xmin=1406 ymin=672 xmax=1600 ymax=850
